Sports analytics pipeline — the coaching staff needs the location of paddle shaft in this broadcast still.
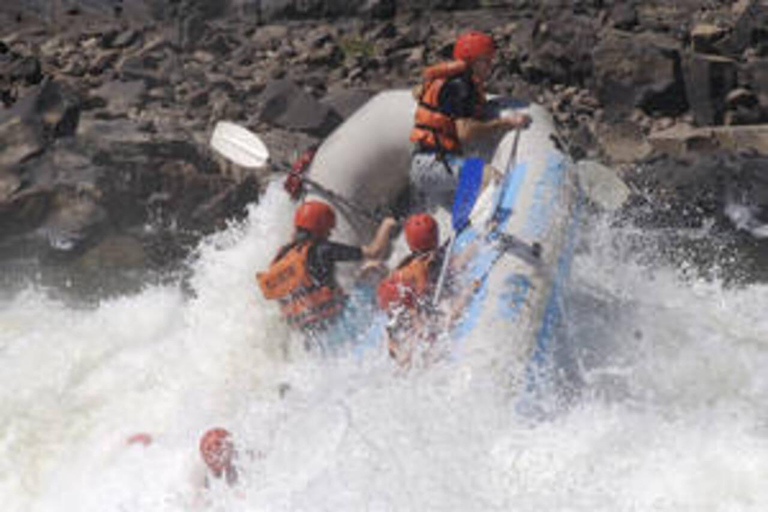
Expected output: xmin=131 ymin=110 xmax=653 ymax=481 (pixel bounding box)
xmin=432 ymin=235 xmax=455 ymax=306
xmin=301 ymin=176 xmax=379 ymax=223
xmin=209 ymin=120 xmax=381 ymax=222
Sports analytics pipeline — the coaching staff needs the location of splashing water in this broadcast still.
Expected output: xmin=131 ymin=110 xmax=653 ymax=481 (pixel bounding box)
xmin=2 ymin=183 xmax=768 ymax=512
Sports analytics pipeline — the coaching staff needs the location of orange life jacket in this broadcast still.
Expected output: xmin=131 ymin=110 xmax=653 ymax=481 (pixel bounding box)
xmin=390 ymin=250 xmax=440 ymax=308
xmin=410 ymin=60 xmax=486 ymax=154
xmin=256 ymin=241 xmax=346 ymax=329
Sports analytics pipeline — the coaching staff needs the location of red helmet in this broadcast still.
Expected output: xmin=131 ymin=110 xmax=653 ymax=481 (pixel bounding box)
xmin=377 ymin=275 xmax=416 ymax=311
xmin=200 ymin=428 xmax=234 ymax=476
xmin=294 ymin=200 xmax=336 ymax=238
xmin=404 ymin=213 xmax=439 ymax=252
xmin=453 ymin=31 xmax=496 ymax=63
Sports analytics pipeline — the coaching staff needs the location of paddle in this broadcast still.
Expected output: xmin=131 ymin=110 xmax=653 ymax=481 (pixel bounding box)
xmin=210 ymin=121 xmax=380 ymax=222
xmin=432 ymin=157 xmax=485 ymax=306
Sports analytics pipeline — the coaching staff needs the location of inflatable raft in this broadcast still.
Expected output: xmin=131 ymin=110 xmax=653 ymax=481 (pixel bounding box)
xmin=304 ymin=90 xmax=580 ymax=394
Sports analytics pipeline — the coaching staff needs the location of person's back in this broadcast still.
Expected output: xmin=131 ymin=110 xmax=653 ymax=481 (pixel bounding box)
xmin=258 ymin=200 xmax=397 ymax=335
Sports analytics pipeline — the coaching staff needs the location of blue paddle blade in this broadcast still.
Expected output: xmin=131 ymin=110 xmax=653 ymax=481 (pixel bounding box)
xmin=451 ymin=157 xmax=484 ymax=232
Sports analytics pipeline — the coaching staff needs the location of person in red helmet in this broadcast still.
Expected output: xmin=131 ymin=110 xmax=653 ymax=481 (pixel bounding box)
xmin=258 ymin=200 xmax=397 ymax=334
xmin=410 ymin=30 xmax=532 ymax=210
xmin=377 ymin=213 xmax=446 ymax=364
xmin=199 ymin=427 xmax=238 ymax=487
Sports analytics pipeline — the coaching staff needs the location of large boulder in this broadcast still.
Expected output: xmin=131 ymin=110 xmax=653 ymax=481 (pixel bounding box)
xmin=683 ymin=53 xmax=738 ymax=126
xmin=257 ymin=78 xmax=342 ymax=136
xmin=648 ymin=123 xmax=768 ymax=156
xmin=593 ymin=30 xmax=687 ymax=121
xmin=525 ymin=12 xmax=597 ymax=85
xmin=0 ymin=80 xmax=81 ymax=169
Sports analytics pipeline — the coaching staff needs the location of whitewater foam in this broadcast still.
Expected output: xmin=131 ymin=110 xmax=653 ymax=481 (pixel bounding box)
xmin=2 ymin=184 xmax=768 ymax=511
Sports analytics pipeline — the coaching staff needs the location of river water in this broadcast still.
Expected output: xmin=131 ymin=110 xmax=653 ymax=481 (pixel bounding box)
xmin=2 ymin=183 xmax=768 ymax=511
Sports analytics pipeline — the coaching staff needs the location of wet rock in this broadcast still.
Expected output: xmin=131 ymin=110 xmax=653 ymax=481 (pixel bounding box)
xmin=743 ymin=57 xmax=768 ymax=114
xmin=0 ymin=169 xmax=20 ymax=201
xmin=715 ymin=0 xmax=768 ymax=57
xmin=683 ymin=52 xmax=738 ymax=126
xmin=321 ymin=88 xmax=373 ymax=119
xmin=38 ymin=189 xmax=107 ymax=253
xmin=648 ymin=123 xmax=768 ymax=156
xmin=89 ymin=50 xmax=121 ymax=76
xmin=102 ymin=28 xmax=141 ymax=50
xmin=7 ymin=55 xmax=43 ymax=85
xmin=90 ymin=80 xmax=147 ymax=118
xmin=611 ymin=2 xmax=639 ymax=31
xmin=257 ymin=78 xmax=342 ymax=136
xmin=0 ymin=186 xmax=53 ymax=239
xmin=690 ymin=23 xmax=728 ymax=53
xmin=0 ymin=116 xmax=44 ymax=168
xmin=75 ymin=233 xmax=147 ymax=270
xmin=593 ymin=30 xmax=687 ymax=121
xmin=251 ymin=25 xmax=289 ymax=51
xmin=0 ymin=80 xmax=81 ymax=168
xmin=596 ymin=120 xmax=653 ymax=164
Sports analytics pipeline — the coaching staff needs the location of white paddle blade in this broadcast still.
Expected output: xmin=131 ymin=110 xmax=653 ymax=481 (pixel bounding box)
xmin=210 ymin=121 xmax=270 ymax=168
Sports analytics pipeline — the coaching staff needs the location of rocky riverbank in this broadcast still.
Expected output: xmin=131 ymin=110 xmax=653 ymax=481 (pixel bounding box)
xmin=1 ymin=0 xmax=767 ymax=294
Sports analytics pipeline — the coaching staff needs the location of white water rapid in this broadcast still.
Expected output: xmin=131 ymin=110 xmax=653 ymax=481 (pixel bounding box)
xmin=2 ymin=182 xmax=768 ymax=512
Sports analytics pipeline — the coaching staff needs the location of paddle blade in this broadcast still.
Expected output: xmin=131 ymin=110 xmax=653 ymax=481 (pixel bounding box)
xmin=210 ymin=121 xmax=270 ymax=169
xmin=451 ymin=157 xmax=484 ymax=232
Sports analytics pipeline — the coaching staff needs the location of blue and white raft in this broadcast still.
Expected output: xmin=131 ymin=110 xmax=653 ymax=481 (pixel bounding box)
xmin=304 ymin=90 xmax=581 ymax=387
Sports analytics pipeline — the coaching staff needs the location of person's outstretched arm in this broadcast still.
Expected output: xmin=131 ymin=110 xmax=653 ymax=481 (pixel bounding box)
xmin=362 ymin=217 xmax=398 ymax=260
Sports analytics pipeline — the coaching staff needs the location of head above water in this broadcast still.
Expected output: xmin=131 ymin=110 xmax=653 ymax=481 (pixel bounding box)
xmin=199 ymin=428 xmax=235 ymax=477
xmin=294 ymin=200 xmax=336 ymax=239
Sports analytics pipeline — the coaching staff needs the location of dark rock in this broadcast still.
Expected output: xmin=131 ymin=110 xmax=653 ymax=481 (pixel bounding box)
xmin=0 ymin=80 xmax=81 ymax=168
xmin=715 ymin=0 xmax=768 ymax=57
xmin=593 ymin=30 xmax=687 ymax=121
xmin=38 ymin=189 xmax=108 ymax=252
xmin=611 ymin=2 xmax=638 ymax=31
xmin=0 ymin=116 xmax=44 ymax=168
xmin=190 ymin=174 xmax=260 ymax=229
xmin=527 ymin=12 xmax=597 ymax=85
xmin=648 ymin=123 xmax=768 ymax=156
xmin=103 ymin=29 xmax=141 ymax=49
xmin=321 ymin=88 xmax=374 ymax=119
xmin=187 ymin=88 xmax=210 ymax=108
xmin=76 ymin=234 xmax=147 ymax=270
xmin=202 ymin=33 xmax=237 ymax=57
xmin=0 ymin=169 xmax=20 ymax=201
xmin=0 ymin=186 xmax=53 ymax=239
xmin=690 ymin=23 xmax=728 ymax=54
xmin=9 ymin=55 xmax=42 ymax=85
xmin=251 ymin=25 xmax=289 ymax=51
xmin=371 ymin=22 xmax=397 ymax=40
xmin=258 ymin=78 xmax=342 ymax=136
xmin=89 ymin=50 xmax=121 ymax=75
xmin=90 ymin=80 xmax=147 ymax=117
xmin=743 ymin=57 xmax=768 ymax=113
xmin=596 ymin=119 xmax=653 ymax=164
xmin=683 ymin=52 xmax=738 ymax=126
xmin=118 ymin=53 xmax=170 ymax=88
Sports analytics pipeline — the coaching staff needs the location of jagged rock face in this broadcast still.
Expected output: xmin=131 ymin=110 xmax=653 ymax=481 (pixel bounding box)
xmin=1 ymin=0 xmax=768 ymax=285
